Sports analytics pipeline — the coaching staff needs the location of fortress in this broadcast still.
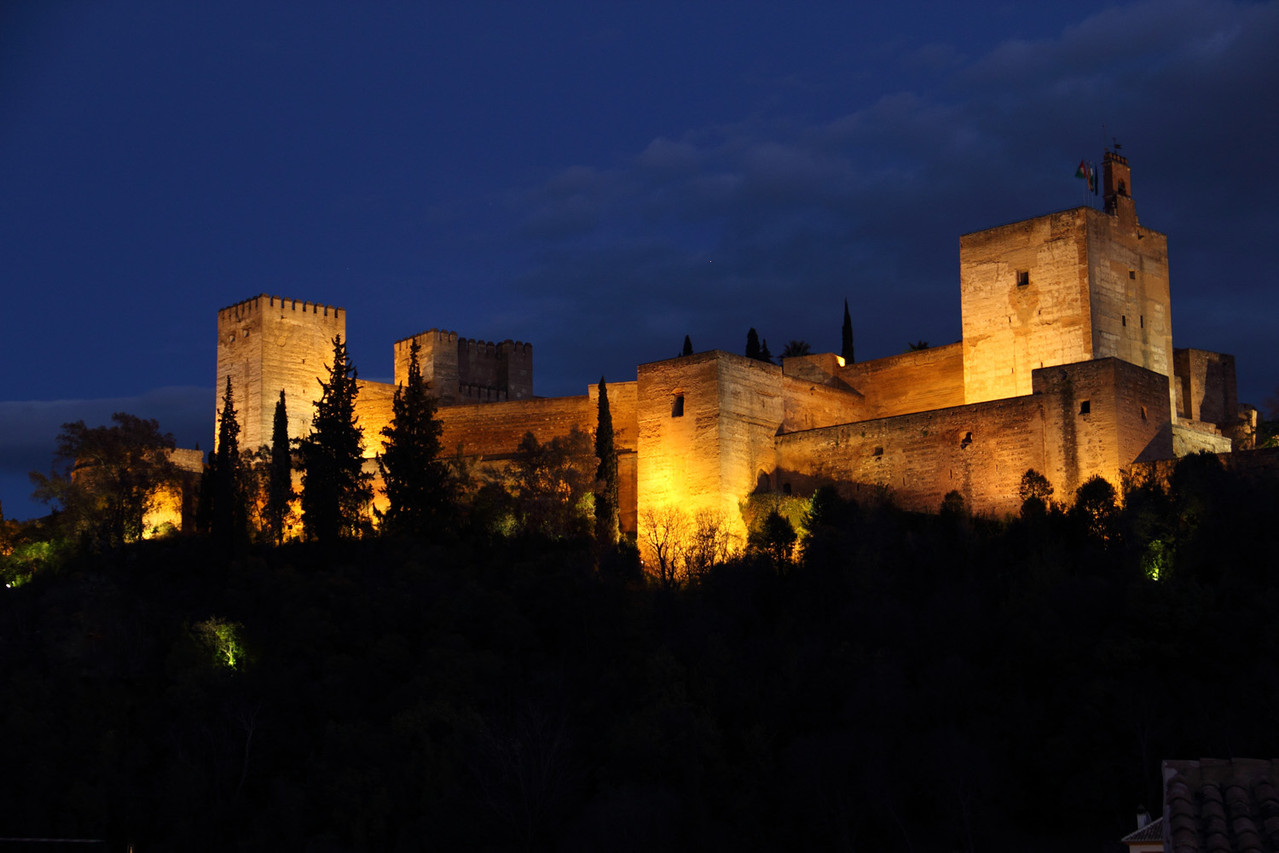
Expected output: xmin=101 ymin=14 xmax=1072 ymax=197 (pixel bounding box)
xmin=215 ymin=153 xmax=1246 ymax=539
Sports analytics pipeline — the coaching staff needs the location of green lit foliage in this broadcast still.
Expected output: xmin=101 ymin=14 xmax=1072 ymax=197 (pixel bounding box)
xmin=1141 ymin=538 xmax=1172 ymax=580
xmin=300 ymin=335 xmax=372 ymax=542
xmin=193 ymin=617 xmax=250 ymax=670
xmin=593 ymin=378 xmax=620 ymax=547
xmin=378 ymin=337 xmax=453 ymax=539
xmin=31 ymin=412 xmax=179 ymax=548
xmin=740 ymin=492 xmax=810 ymax=544
xmin=509 ymin=429 xmax=595 ymax=539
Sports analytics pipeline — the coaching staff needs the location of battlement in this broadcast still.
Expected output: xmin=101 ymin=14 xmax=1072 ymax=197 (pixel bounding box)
xmin=218 ymin=294 xmax=344 ymax=324
xmin=394 ymin=328 xmax=533 ymax=403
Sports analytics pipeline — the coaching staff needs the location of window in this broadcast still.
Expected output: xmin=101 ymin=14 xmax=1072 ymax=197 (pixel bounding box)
xmin=873 ymin=446 xmax=884 ymax=457
xmin=1129 ymin=270 xmax=1136 ymax=280
xmin=1122 ymin=315 xmax=1127 ymax=327
xmin=1016 ymin=270 xmax=1030 ymax=287
xmin=1140 ymin=315 xmax=1144 ymax=329
xmin=1141 ymin=405 xmax=1148 ymax=421
xmin=1079 ymin=400 xmax=1091 ymax=415
xmin=671 ymin=394 xmax=684 ymax=417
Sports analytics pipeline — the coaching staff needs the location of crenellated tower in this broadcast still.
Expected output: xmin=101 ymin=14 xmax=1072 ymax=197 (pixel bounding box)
xmin=216 ymin=295 xmax=345 ymax=452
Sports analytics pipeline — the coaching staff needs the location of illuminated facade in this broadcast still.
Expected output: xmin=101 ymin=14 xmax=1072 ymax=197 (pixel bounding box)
xmin=216 ymin=153 xmax=1244 ymax=540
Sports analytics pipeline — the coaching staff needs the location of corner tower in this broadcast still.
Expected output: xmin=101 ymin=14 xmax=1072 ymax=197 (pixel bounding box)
xmin=216 ymin=295 xmax=345 ymax=451
xmin=960 ymin=153 xmax=1174 ymax=415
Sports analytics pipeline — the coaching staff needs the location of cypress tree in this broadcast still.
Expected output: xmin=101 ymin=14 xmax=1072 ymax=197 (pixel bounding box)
xmin=211 ymin=376 xmax=248 ymax=548
xmin=265 ymin=390 xmax=293 ymax=544
xmin=378 ymin=337 xmax=451 ymax=538
xmin=300 ymin=335 xmax=371 ymax=542
xmin=746 ymin=328 xmax=761 ymax=360
xmin=841 ymin=299 xmax=855 ymax=363
xmin=682 ymin=335 xmax=694 ymax=356
xmin=759 ymin=338 xmax=773 ymax=363
xmin=594 ymin=376 xmax=620 ymax=546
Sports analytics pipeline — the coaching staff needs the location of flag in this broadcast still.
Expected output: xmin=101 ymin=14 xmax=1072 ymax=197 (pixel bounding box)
xmin=1089 ymin=162 xmax=1098 ymax=194
xmin=1075 ymin=159 xmax=1089 ymax=180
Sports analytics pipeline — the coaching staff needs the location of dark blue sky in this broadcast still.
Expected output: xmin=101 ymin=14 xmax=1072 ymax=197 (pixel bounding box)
xmin=2 ymin=0 xmax=1277 ymax=520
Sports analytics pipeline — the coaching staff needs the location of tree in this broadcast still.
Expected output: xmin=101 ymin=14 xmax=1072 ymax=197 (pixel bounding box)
xmin=1018 ymin=468 xmax=1054 ymax=519
xmin=749 ymin=508 xmax=796 ymax=572
xmin=378 ymin=337 xmax=452 ymax=538
xmin=746 ymin=328 xmax=762 ymax=361
xmin=31 ymin=412 xmax=179 ymax=547
xmin=264 ymin=391 xmax=293 ymax=544
xmin=640 ymin=504 xmax=688 ymax=588
xmin=759 ymin=338 xmax=773 ymax=363
xmin=509 ymin=429 xmax=595 ymax=539
xmin=300 ymin=335 xmax=371 ymax=542
xmin=907 ymin=340 xmax=930 ymax=351
xmin=682 ymin=335 xmax=694 ymax=356
xmin=209 ymin=377 xmax=249 ymax=549
xmin=841 ymin=299 xmax=855 ymax=363
xmin=780 ymin=340 xmax=811 ymax=359
xmin=593 ymin=377 xmax=620 ymax=546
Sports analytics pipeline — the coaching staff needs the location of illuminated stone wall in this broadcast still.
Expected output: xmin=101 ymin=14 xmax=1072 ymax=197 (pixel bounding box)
xmin=637 ymin=352 xmax=784 ymax=539
xmin=775 ymin=358 xmax=1174 ymax=515
xmin=216 ymin=295 xmax=345 ymax=453
xmin=960 ymin=153 xmax=1174 ymax=417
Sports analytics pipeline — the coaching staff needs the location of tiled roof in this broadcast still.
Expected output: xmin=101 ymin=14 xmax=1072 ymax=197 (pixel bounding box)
xmin=1164 ymin=759 xmax=1279 ymax=853
xmin=1122 ymin=815 xmax=1164 ymax=844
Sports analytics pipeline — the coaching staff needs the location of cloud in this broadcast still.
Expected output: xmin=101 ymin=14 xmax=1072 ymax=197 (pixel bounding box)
xmin=498 ymin=0 xmax=1279 ymax=407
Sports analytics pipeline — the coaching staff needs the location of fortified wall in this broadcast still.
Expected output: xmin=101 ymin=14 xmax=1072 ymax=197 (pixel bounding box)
xmin=214 ymin=153 xmax=1249 ymax=541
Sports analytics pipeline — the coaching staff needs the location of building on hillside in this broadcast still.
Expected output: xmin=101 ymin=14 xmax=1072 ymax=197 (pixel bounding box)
xmin=215 ymin=152 xmax=1248 ymax=540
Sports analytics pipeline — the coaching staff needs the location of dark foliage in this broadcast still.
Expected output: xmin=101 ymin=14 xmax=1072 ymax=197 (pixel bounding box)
xmin=300 ymin=336 xmax=371 ymax=542
xmin=682 ymin=335 xmax=694 ymax=357
xmin=594 ymin=378 xmax=620 ymax=547
xmin=30 ymin=412 xmax=178 ymax=548
xmin=208 ymin=377 xmax=249 ymax=552
xmin=3 ymin=453 xmax=1278 ymax=851
xmin=264 ymin=391 xmax=293 ymax=545
xmin=841 ymin=298 xmax=855 ymax=363
xmin=377 ymin=338 xmax=452 ymax=539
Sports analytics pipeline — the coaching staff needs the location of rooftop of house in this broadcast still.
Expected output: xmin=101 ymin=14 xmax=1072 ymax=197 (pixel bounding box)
xmin=1163 ymin=758 xmax=1279 ymax=852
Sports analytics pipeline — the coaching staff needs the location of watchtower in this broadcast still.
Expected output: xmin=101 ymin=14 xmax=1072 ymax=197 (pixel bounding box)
xmin=216 ymin=295 xmax=345 ymax=451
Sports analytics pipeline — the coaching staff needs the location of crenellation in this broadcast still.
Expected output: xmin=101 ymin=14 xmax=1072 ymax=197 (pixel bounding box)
xmin=212 ymin=154 xmax=1246 ymax=539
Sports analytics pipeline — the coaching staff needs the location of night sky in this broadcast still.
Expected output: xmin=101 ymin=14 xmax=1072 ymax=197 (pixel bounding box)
xmin=2 ymin=1 xmax=1276 ymax=521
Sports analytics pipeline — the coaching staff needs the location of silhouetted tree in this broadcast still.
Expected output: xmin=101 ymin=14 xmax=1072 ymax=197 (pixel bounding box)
xmin=1072 ymin=475 xmax=1118 ymax=544
xmin=780 ymin=340 xmax=811 ymax=359
xmin=1018 ymin=468 xmax=1054 ymax=519
xmin=300 ymin=335 xmax=371 ymax=542
xmin=378 ymin=337 xmax=452 ymax=538
xmin=682 ymin=335 xmax=694 ymax=356
xmin=31 ymin=412 xmax=179 ymax=547
xmin=264 ymin=391 xmax=293 ymax=544
xmin=907 ymin=340 xmax=930 ymax=351
xmin=746 ymin=328 xmax=762 ymax=360
xmin=759 ymin=338 xmax=773 ymax=363
xmin=749 ymin=508 xmax=796 ymax=572
xmin=841 ymin=299 xmax=855 ymax=363
xmin=593 ymin=377 xmax=620 ymax=546
xmin=209 ymin=377 xmax=249 ymax=550
xmin=510 ymin=429 xmax=594 ymax=539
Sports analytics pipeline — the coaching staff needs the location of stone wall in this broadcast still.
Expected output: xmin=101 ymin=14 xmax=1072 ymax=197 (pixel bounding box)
xmin=961 ymin=209 xmax=1094 ymax=405
xmin=838 ymin=342 xmax=966 ymax=418
xmin=1174 ymin=348 xmax=1238 ymax=426
xmin=216 ymin=295 xmax=345 ymax=452
xmin=637 ymin=352 xmax=784 ymax=538
xmin=393 ymin=330 xmax=532 ymax=405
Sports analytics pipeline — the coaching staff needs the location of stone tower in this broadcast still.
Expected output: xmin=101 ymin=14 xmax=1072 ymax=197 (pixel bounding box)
xmin=959 ymin=151 xmax=1174 ymax=416
xmin=215 ymin=295 xmax=345 ymax=452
